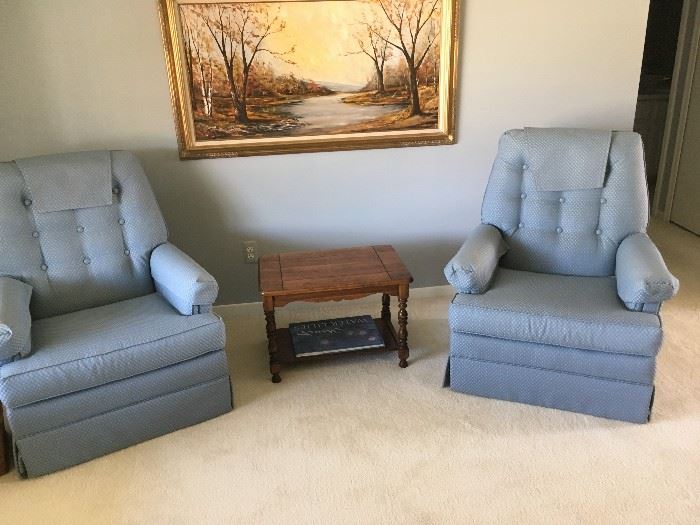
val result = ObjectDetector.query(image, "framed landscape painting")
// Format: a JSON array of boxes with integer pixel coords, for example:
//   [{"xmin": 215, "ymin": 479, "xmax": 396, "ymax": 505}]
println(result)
[{"xmin": 159, "ymin": 0, "xmax": 459, "ymax": 158}]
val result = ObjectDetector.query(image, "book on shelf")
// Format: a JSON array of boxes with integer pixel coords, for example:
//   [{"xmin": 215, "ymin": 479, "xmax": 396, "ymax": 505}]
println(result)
[{"xmin": 289, "ymin": 315, "xmax": 385, "ymax": 357}]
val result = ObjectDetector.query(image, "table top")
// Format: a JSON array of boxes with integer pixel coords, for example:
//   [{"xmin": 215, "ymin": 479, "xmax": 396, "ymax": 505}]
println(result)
[{"xmin": 259, "ymin": 245, "xmax": 413, "ymax": 296}]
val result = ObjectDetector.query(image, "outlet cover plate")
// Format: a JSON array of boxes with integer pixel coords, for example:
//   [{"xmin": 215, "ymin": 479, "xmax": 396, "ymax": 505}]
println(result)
[{"xmin": 243, "ymin": 240, "xmax": 258, "ymax": 264}]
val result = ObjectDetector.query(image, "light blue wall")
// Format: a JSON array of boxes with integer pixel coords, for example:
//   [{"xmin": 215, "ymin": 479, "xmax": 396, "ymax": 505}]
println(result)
[{"xmin": 0, "ymin": 0, "xmax": 650, "ymax": 304}]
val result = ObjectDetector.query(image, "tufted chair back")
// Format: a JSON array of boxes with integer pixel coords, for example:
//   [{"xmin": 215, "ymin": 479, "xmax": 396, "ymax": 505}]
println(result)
[
  {"xmin": 0, "ymin": 151, "xmax": 168, "ymax": 319},
  {"xmin": 481, "ymin": 129, "xmax": 649, "ymax": 277}
]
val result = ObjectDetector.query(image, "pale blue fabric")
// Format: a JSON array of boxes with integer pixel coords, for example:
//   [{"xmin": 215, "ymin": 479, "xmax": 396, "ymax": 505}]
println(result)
[
  {"xmin": 151, "ymin": 243, "xmax": 218, "ymax": 315},
  {"xmin": 0, "ymin": 150, "xmax": 233, "ymax": 477},
  {"xmin": 450, "ymin": 269, "xmax": 662, "ymax": 357},
  {"xmin": 616, "ymin": 233, "xmax": 679, "ymax": 312},
  {"xmin": 445, "ymin": 128, "xmax": 678, "ymax": 423},
  {"xmin": 524, "ymin": 127, "xmax": 611, "ymax": 191},
  {"xmin": 443, "ymin": 224, "xmax": 508, "ymax": 294},
  {"xmin": 450, "ymin": 332, "xmax": 656, "ymax": 385},
  {"xmin": 6, "ymin": 350, "xmax": 229, "ymax": 445},
  {"xmin": 481, "ymin": 130, "xmax": 648, "ymax": 277},
  {"xmin": 15, "ymin": 151, "xmax": 112, "ymax": 213},
  {"xmin": 0, "ymin": 293, "xmax": 225, "ymax": 408},
  {"xmin": 12, "ymin": 375, "xmax": 232, "ymax": 478},
  {"xmin": 0, "ymin": 150, "xmax": 168, "ymax": 319},
  {"xmin": 448, "ymin": 355, "xmax": 654, "ymax": 424},
  {"xmin": 0, "ymin": 277, "xmax": 33, "ymax": 361}
]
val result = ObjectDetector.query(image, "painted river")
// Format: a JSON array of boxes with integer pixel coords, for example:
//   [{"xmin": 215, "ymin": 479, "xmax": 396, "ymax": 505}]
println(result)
[{"xmin": 268, "ymin": 93, "xmax": 404, "ymax": 135}]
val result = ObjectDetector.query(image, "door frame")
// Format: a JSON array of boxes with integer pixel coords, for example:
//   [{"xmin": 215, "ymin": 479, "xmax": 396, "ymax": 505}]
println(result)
[{"xmin": 653, "ymin": 0, "xmax": 700, "ymax": 219}]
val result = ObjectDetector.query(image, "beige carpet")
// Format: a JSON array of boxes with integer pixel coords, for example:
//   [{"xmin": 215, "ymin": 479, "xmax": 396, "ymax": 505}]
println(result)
[{"xmin": 1, "ymin": 220, "xmax": 698, "ymax": 524}]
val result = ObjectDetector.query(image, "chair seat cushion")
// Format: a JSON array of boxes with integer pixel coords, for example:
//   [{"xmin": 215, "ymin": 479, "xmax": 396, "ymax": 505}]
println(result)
[
  {"xmin": 449, "ymin": 268, "xmax": 661, "ymax": 357},
  {"xmin": 0, "ymin": 293, "xmax": 225, "ymax": 409}
]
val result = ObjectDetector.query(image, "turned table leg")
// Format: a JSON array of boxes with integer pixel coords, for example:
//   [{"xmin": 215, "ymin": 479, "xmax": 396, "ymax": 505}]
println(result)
[
  {"xmin": 263, "ymin": 297, "xmax": 282, "ymax": 383},
  {"xmin": 397, "ymin": 285, "xmax": 409, "ymax": 368},
  {"xmin": 381, "ymin": 293, "xmax": 391, "ymax": 322}
]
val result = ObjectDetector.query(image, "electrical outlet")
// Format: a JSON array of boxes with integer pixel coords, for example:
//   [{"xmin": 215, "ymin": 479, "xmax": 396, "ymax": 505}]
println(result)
[{"xmin": 243, "ymin": 240, "xmax": 258, "ymax": 264}]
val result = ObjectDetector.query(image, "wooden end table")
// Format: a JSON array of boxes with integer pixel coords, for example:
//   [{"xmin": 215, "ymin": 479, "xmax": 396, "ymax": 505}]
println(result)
[{"xmin": 258, "ymin": 245, "xmax": 413, "ymax": 383}]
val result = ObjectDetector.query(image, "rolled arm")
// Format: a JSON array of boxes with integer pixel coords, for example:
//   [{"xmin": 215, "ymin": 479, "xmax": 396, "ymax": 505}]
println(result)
[
  {"xmin": 150, "ymin": 243, "xmax": 219, "ymax": 315},
  {"xmin": 615, "ymin": 233, "xmax": 679, "ymax": 313},
  {"xmin": 0, "ymin": 276, "xmax": 33, "ymax": 363},
  {"xmin": 444, "ymin": 224, "xmax": 508, "ymax": 294}
]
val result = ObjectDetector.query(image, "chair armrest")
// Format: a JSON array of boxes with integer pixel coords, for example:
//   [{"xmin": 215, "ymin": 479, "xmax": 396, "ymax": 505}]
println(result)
[
  {"xmin": 615, "ymin": 233, "xmax": 679, "ymax": 313},
  {"xmin": 443, "ymin": 224, "xmax": 508, "ymax": 294},
  {"xmin": 150, "ymin": 243, "xmax": 219, "ymax": 315},
  {"xmin": 0, "ymin": 277, "xmax": 33, "ymax": 363}
]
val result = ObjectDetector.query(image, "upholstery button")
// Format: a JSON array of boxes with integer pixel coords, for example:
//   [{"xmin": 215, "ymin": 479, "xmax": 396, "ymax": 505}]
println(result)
[
  {"xmin": 556, "ymin": 227, "xmax": 563, "ymax": 234},
  {"xmin": 559, "ymin": 197, "xmax": 566, "ymax": 204},
  {"xmin": 522, "ymin": 164, "xmax": 528, "ymax": 171},
  {"xmin": 520, "ymin": 193, "xmax": 527, "ymax": 199},
  {"xmin": 40, "ymin": 264, "xmax": 48, "ymax": 271},
  {"xmin": 595, "ymin": 229, "xmax": 602, "ymax": 235},
  {"xmin": 32, "ymin": 231, "xmax": 39, "ymax": 238},
  {"xmin": 118, "ymin": 218, "xmax": 125, "ymax": 225},
  {"xmin": 77, "ymin": 226, "xmax": 85, "ymax": 233},
  {"xmin": 83, "ymin": 257, "xmax": 91, "ymax": 265},
  {"xmin": 113, "ymin": 187, "xmax": 120, "ymax": 195},
  {"xmin": 23, "ymin": 199, "xmax": 32, "ymax": 206},
  {"xmin": 600, "ymin": 198, "xmax": 607, "ymax": 204},
  {"xmin": 518, "ymin": 222, "xmax": 525, "ymax": 228},
  {"xmin": 124, "ymin": 249, "xmax": 131, "ymax": 256}
]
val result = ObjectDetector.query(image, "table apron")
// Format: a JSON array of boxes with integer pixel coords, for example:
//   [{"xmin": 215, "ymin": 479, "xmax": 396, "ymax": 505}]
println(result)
[{"xmin": 269, "ymin": 285, "xmax": 405, "ymax": 307}]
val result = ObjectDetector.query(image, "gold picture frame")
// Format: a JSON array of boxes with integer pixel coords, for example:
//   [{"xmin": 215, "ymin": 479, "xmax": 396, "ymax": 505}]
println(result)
[{"xmin": 158, "ymin": 0, "xmax": 459, "ymax": 158}]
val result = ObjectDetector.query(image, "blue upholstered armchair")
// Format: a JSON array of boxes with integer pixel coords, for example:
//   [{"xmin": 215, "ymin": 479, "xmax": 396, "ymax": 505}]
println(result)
[
  {"xmin": 444, "ymin": 128, "xmax": 679, "ymax": 423},
  {"xmin": 0, "ymin": 151, "xmax": 232, "ymax": 477}
]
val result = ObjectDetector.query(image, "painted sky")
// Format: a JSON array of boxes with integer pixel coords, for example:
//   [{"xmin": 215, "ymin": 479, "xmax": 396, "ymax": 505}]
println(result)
[
  {"xmin": 264, "ymin": 1, "xmax": 385, "ymax": 87},
  {"xmin": 180, "ymin": 0, "xmax": 441, "ymax": 88}
]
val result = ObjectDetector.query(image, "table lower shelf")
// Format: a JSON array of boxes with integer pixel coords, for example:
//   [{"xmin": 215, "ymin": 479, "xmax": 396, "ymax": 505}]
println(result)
[{"xmin": 272, "ymin": 317, "xmax": 399, "ymax": 364}]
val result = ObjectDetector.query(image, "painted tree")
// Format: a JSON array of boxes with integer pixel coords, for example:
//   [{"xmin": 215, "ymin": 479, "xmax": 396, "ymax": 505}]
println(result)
[
  {"xmin": 192, "ymin": 34, "xmax": 215, "ymax": 116},
  {"xmin": 180, "ymin": 9, "xmax": 197, "ymax": 112},
  {"xmin": 182, "ymin": 7, "xmax": 216, "ymax": 117},
  {"xmin": 198, "ymin": 4, "xmax": 292, "ymax": 123},
  {"xmin": 246, "ymin": 60, "xmax": 277, "ymax": 97},
  {"xmin": 418, "ymin": 21, "xmax": 439, "ymax": 93},
  {"xmin": 351, "ymin": 16, "xmax": 391, "ymax": 94},
  {"xmin": 372, "ymin": 0, "xmax": 440, "ymax": 115}
]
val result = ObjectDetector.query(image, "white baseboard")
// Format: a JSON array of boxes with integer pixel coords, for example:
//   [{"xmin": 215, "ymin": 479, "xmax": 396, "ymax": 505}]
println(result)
[{"xmin": 215, "ymin": 284, "xmax": 454, "ymax": 317}]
